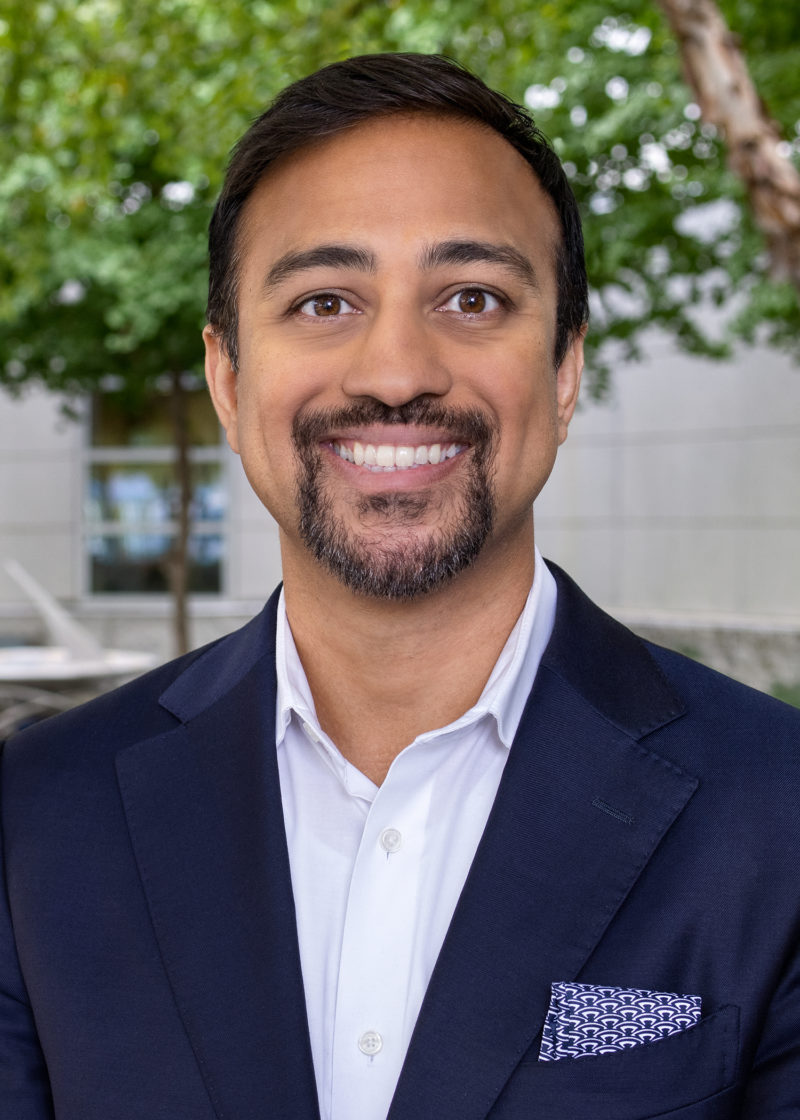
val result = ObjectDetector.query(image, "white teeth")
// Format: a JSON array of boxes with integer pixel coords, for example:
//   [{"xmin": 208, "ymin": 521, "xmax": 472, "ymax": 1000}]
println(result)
[
  {"xmin": 332, "ymin": 440, "xmax": 463, "ymax": 470},
  {"xmin": 376, "ymin": 444, "xmax": 395, "ymax": 467},
  {"xmin": 395, "ymin": 446, "xmax": 415, "ymax": 468}
]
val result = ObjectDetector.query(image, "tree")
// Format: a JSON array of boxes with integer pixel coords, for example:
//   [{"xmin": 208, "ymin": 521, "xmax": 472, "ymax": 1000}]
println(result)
[
  {"xmin": 658, "ymin": 0, "xmax": 800, "ymax": 288},
  {"xmin": 1, "ymin": 0, "xmax": 798, "ymax": 648}
]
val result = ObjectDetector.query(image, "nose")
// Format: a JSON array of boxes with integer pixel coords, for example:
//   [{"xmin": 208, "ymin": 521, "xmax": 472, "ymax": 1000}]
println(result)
[{"xmin": 340, "ymin": 302, "xmax": 453, "ymax": 406}]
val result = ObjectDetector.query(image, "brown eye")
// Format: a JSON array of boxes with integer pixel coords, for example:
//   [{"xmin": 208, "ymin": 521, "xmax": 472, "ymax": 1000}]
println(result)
[
  {"xmin": 437, "ymin": 288, "xmax": 502, "ymax": 316},
  {"xmin": 297, "ymin": 293, "xmax": 359, "ymax": 318},
  {"xmin": 437, "ymin": 288, "xmax": 502, "ymax": 317},
  {"xmin": 457, "ymin": 289, "xmax": 487, "ymax": 313},
  {"xmin": 313, "ymin": 294, "xmax": 342, "ymax": 316}
]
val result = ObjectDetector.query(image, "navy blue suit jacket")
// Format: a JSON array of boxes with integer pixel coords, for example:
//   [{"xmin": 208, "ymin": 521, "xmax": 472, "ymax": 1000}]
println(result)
[{"xmin": 1, "ymin": 565, "xmax": 799, "ymax": 1118}]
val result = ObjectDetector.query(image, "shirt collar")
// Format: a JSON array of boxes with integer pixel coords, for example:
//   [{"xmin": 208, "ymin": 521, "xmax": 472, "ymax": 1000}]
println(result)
[
  {"xmin": 275, "ymin": 547, "xmax": 557, "ymax": 753},
  {"xmin": 479, "ymin": 547, "xmax": 556, "ymax": 746}
]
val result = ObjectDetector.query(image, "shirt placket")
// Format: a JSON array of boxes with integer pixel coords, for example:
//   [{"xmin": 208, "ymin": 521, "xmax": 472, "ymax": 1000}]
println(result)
[{"xmin": 329, "ymin": 763, "xmax": 433, "ymax": 1120}]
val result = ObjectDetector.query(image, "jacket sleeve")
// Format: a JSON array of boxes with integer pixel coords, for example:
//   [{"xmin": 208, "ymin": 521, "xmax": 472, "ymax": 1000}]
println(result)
[{"xmin": 0, "ymin": 744, "xmax": 55, "ymax": 1119}]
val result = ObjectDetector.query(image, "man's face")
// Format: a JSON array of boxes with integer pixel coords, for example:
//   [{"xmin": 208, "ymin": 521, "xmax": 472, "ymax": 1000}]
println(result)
[{"xmin": 205, "ymin": 114, "xmax": 583, "ymax": 598}]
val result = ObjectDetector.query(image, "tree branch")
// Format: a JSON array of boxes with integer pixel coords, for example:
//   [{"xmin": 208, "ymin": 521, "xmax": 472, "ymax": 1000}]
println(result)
[{"xmin": 657, "ymin": 0, "xmax": 800, "ymax": 290}]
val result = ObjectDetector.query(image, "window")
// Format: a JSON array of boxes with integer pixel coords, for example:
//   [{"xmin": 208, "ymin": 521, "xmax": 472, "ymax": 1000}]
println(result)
[{"xmin": 85, "ymin": 383, "xmax": 226, "ymax": 594}]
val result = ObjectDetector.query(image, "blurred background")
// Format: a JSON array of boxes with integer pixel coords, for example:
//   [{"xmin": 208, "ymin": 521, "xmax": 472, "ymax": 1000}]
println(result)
[{"xmin": 1, "ymin": 0, "xmax": 798, "ymax": 725}]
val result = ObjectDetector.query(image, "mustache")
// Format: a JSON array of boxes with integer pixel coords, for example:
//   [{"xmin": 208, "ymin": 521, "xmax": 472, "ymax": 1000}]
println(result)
[{"xmin": 292, "ymin": 398, "xmax": 496, "ymax": 453}]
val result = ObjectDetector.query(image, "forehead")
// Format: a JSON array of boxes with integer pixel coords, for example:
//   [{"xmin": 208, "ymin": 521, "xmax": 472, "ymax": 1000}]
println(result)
[{"xmin": 236, "ymin": 115, "xmax": 561, "ymax": 283}]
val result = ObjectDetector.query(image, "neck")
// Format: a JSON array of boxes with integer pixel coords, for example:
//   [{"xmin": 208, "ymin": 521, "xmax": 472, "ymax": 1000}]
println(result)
[{"xmin": 281, "ymin": 533, "xmax": 536, "ymax": 784}]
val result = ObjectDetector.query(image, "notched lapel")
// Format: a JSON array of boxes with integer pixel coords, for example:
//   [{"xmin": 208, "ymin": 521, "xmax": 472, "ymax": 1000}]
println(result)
[
  {"xmin": 116, "ymin": 596, "xmax": 320, "ymax": 1120},
  {"xmin": 389, "ymin": 568, "xmax": 697, "ymax": 1120}
]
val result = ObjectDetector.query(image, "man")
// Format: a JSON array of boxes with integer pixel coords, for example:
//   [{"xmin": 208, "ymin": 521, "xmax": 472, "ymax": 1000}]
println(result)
[{"xmin": 1, "ymin": 53, "xmax": 798, "ymax": 1120}]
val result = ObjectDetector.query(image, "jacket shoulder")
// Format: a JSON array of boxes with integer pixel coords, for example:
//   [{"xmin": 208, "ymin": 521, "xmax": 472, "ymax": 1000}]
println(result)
[
  {"xmin": 1, "ymin": 592, "xmax": 280, "ymax": 774},
  {"xmin": 544, "ymin": 560, "xmax": 800, "ymax": 766},
  {"xmin": 645, "ymin": 640, "xmax": 800, "ymax": 757},
  {"xmin": 2, "ymin": 640, "xmax": 211, "ymax": 774}
]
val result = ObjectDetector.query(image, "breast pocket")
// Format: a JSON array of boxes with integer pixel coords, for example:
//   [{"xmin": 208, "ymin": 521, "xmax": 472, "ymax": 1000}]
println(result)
[{"xmin": 489, "ymin": 1005, "xmax": 740, "ymax": 1120}]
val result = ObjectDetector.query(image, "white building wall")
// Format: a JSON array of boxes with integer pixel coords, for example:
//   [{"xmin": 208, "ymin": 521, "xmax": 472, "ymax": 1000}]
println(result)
[
  {"xmin": 536, "ymin": 333, "xmax": 800, "ymax": 690},
  {"xmin": 0, "ymin": 389, "xmax": 83, "ymax": 634}
]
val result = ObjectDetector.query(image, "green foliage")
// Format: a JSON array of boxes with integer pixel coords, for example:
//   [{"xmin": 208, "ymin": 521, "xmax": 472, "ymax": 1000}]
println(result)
[{"xmin": 1, "ymin": 0, "xmax": 798, "ymax": 402}]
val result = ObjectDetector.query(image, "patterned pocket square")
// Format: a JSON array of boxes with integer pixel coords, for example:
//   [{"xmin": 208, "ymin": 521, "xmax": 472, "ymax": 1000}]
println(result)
[{"xmin": 538, "ymin": 981, "xmax": 702, "ymax": 1061}]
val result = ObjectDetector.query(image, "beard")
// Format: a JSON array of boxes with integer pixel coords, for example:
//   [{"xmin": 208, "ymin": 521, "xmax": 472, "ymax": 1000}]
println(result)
[{"xmin": 292, "ymin": 399, "xmax": 497, "ymax": 600}]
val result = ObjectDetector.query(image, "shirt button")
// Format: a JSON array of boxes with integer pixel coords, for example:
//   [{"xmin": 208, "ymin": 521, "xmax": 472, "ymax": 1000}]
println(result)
[
  {"xmin": 358, "ymin": 1030, "xmax": 383, "ymax": 1056},
  {"xmin": 379, "ymin": 827, "xmax": 402, "ymax": 853}
]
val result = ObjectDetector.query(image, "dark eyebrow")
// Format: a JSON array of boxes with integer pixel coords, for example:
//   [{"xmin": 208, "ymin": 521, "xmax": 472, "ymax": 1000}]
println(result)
[
  {"xmin": 264, "ymin": 244, "xmax": 377, "ymax": 291},
  {"xmin": 419, "ymin": 239, "xmax": 539, "ymax": 291}
]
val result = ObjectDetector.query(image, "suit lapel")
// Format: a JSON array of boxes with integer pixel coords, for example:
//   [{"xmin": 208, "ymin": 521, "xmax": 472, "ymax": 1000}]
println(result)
[
  {"xmin": 116, "ymin": 593, "xmax": 320, "ymax": 1120},
  {"xmin": 388, "ymin": 566, "xmax": 698, "ymax": 1120}
]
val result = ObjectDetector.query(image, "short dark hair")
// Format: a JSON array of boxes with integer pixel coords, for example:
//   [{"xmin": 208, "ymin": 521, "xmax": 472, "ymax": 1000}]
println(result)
[{"xmin": 207, "ymin": 52, "xmax": 588, "ymax": 371}]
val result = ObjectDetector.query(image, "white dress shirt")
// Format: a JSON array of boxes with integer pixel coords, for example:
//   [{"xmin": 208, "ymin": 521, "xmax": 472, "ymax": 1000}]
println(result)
[{"xmin": 275, "ymin": 550, "xmax": 557, "ymax": 1120}]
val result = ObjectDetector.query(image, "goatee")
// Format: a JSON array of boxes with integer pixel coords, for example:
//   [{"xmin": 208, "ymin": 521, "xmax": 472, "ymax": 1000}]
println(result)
[{"xmin": 292, "ymin": 399, "xmax": 497, "ymax": 600}]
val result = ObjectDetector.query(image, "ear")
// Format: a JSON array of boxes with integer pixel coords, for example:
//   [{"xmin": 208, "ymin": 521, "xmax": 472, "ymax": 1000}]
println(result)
[
  {"xmin": 203, "ymin": 325, "xmax": 240, "ymax": 454},
  {"xmin": 555, "ymin": 325, "xmax": 586, "ymax": 446}
]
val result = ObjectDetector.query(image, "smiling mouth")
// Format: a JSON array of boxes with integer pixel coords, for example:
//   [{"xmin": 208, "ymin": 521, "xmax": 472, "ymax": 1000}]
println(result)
[{"xmin": 330, "ymin": 440, "xmax": 466, "ymax": 472}]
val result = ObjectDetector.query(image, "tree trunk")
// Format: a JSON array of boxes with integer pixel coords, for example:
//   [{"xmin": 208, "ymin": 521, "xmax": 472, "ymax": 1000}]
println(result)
[
  {"xmin": 657, "ymin": 0, "xmax": 800, "ymax": 290},
  {"xmin": 167, "ymin": 370, "xmax": 191, "ymax": 655}
]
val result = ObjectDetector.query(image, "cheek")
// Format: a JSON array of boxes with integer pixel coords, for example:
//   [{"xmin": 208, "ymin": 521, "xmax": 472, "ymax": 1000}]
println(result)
[
  {"xmin": 492, "ymin": 374, "xmax": 561, "ymax": 479},
  {"xmin": 235, "ymin": 358, "xmax": 295, "ymax": 433},
  {"xmin": 230, "ymin": 377, "xmax": 285, "ymax": 478},
  {"xmin": 484, "ymin": 361, "xmax": 559, "ymax": 439},
  {"xmin": 238, "ymin": 336, "xmax": 341, "ymax": 417}
]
